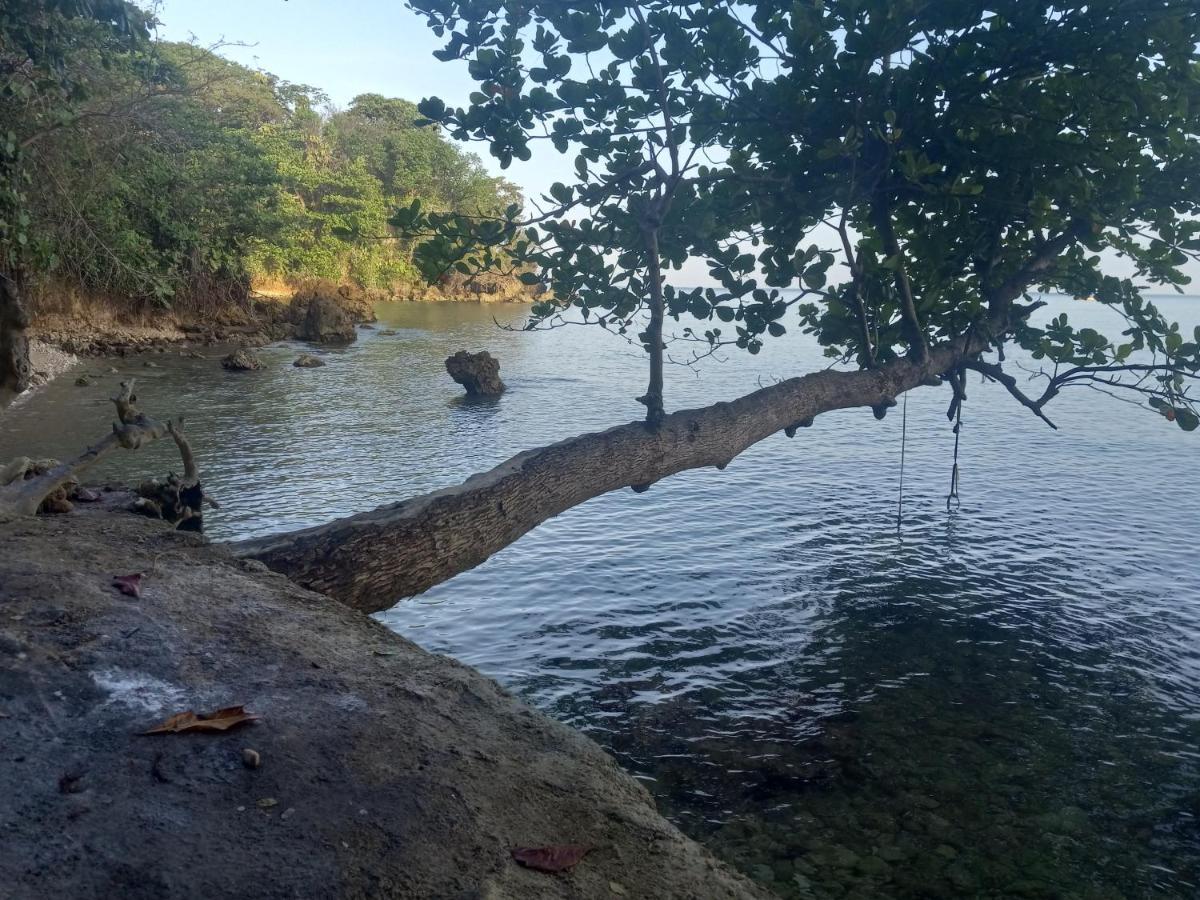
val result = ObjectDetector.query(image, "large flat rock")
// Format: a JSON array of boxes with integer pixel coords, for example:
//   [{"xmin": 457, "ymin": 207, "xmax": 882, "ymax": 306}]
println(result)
[{"xmin": 0, "ymin": 503, "xmax": 768, "ymax": 899}]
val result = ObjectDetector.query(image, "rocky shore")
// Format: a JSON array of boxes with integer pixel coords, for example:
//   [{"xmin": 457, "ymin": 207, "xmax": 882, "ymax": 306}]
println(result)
[
  {"xmin": 29, "ymin": 283, "xmax": 376, "ymax": 360},
  {"xmin": 0, "ymin": 499, "xmax": 767, "ymax": 899},
  {"xmin": 28, "ymin": 276, "xmax": 536, "ymax": 363}
]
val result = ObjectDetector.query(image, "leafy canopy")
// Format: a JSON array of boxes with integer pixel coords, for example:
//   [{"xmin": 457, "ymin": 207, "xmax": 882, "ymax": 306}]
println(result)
[
  {"xmin": 1, "ymin": 2, "xmax": 524, "ymax": 307},
  {"xmin": 405, "ymin": 0, "xmax": 1200, "ymax": 430}
]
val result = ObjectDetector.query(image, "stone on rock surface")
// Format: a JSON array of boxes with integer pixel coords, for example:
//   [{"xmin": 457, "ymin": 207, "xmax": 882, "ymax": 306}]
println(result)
[
  {"xmin": 445, "ymin": 350, "xmax": 506, "ymax": 397},
  {"xmin": 293, "ymin": 353, "xmax": 326, "ymax": 368},
  {"xmin": 221, "ymin": 349, "xmax": 262, "ymax": 371}
]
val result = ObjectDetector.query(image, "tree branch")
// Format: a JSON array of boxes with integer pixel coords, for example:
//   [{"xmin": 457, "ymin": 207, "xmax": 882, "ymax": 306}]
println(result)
[
  {"xmin": 233, "ymin": 318, "xmax": 1007, "ymax": 611},
  {"xmin": 965, "ymin": 359, "xmax": 1059, "ymax": 429}
]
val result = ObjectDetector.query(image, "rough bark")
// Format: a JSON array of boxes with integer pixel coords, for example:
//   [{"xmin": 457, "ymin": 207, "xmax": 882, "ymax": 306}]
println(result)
[
  {"xmin": 640, "ymin": 227, "xmax": 667, "ymax": 424},
  {"xmin": 234, "ymin": 330, "xmax": 989, "ymax": 613},
  {"xmin": 0, "ymin": 275, "xmax": 32, "ymax": 407}
]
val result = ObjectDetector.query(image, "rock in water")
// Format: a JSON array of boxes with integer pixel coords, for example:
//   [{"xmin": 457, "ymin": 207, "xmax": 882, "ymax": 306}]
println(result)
[
  {"xmin": 445, "ymin": 350, "xmax": 506, "ymax": 397},
  {"xmin": 221, "ymin": 349, "xmax": 262, "ymax": 371},
  {"xmin": 299, "ymin": 296, "xmax": 356, "ymax": 344},
  {"xmin": 293, "ymin": 353, "xmax": 326, "ymax": 368}
]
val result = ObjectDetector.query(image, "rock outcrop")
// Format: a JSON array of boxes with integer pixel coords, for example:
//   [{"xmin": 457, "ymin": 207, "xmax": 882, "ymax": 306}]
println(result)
[
  {"xmin": 0, "ymin": 502, "xmax": 769, "ymax": 900},
  {"xmin": 221, "ymin": 349, "xmax": 262, "ymax": 371},
  {"xmin": 446, "ymin": 350, "xmax": 506, "ymax": 396},
  {"xmin": 297, "ymin": 296, "xmax": 356, "ymax": 344},
  {"xmin": 287, "ymin": 280, "xmax": 377, "ymax": 345},
  {"xmin": 293, "ymin": 353, "xmax": 326, "ymax": 368}
]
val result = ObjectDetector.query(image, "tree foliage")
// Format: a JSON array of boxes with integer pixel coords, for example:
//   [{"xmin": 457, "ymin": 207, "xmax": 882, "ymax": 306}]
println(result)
[
  {"xmin": 405, "ymin": 0, "xmax": 1200, "ymax": 430},
  {"xmin": 0, "ymin": 1, "xmax": 521, "ymax": 310}
]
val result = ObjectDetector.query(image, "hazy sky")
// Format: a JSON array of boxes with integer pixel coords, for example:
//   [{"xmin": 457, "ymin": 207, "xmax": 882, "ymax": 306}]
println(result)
[
  {"xmin": 156, "ymin": 0, "xmax": 1198, "ymax": 290},
  {"xmin": 156, "ymin": 0, "xmax": 572, "ymax": 195}
]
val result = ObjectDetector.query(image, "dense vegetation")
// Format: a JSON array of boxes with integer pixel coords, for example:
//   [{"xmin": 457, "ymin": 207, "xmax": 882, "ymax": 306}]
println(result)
[{"xmin": 0, "ymin": 0, "xmax": 519, "ymax": 313}]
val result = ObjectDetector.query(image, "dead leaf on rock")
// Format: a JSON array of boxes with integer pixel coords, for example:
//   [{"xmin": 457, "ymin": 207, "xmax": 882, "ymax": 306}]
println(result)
[
  {"xmin": 112, "ymin": 573, "xmax": 142, "ymax": 598},
  {"xmin": 510, "ymin": 845, "xmax": 591, "ymax": 873},
  {"xmin": 142, "ymin": 705, "xmax": 260, "ymax": 735}
]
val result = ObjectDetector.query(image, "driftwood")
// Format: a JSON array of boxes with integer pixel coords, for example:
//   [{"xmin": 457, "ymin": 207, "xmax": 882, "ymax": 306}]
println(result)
[
  {"xmin": 131, "ymin": 418, "xmax": 217, "ymax": 530},
  {"xmin": 0, "ymin": 379, "xmax": 208, "ymax": 523}
]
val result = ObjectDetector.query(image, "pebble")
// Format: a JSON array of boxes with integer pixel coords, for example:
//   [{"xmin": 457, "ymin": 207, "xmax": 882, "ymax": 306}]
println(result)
[{"xmin": 242, "ymin": 748, "xmax": 261, "ymax": 769}]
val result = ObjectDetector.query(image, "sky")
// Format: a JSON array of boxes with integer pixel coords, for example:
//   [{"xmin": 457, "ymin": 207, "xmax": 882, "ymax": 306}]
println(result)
[
  {"xmin": 155, "ymin": 0, "xmax": 573, "ymax": 196},
  {"xmin": 154, "ymin": 0, "xmax": 1198, "ymax": 291}
]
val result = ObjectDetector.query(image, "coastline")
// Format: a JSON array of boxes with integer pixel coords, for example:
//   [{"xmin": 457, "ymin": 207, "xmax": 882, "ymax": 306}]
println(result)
[{"xmin": 27, "ymin": 284, "xmax": 532, "ymax": 363}]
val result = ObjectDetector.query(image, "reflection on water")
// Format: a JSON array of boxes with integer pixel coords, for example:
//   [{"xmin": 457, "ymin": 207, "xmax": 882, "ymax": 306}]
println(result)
[{"xmin": 4, "ymin": 298, "xmax": 1200, "ymax": 898}]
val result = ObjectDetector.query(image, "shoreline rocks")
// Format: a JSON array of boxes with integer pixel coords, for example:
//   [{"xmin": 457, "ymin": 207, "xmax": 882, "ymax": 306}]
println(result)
[
  {"xmin": 296, "ymin": 295, "xmax": 356, "ymax": 344},
  {"xmin": 293, "ymin": 353, "xmax": 326, "ymax": 368},
  {"xmin": 221, "ymin": 349, "xmax": 263, "ymax": 371}
]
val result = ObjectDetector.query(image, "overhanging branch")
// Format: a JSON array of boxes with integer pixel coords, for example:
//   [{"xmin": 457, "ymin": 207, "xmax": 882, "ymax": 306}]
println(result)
[{"xmin": 233, "ymin": 323, "xmax": 1000, "ymax": 612}]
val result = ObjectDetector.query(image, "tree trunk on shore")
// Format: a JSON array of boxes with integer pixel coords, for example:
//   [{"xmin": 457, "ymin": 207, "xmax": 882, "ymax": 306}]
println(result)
[
  {"xmin": 0, "ymin": 275, "xmax": 32, "ymax": 408},
  {"xmin": 233, "ymin": 329, "xmax": 989, "ymax": 613}
]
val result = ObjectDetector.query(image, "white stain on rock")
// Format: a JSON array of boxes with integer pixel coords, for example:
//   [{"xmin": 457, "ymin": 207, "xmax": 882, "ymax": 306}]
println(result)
[{"xmin": 92, "ymin": 668, "xmax": 189, "ymax": 713}]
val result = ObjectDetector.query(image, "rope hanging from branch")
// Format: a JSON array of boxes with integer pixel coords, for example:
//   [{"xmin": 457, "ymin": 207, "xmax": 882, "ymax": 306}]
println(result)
[
  {"xmin": 946, "ymin": 369, "xmax": 964, "ymax": 511},
  {"xmin": 896, "ymin": 391, "xmax": 908, "ymax": 531}
]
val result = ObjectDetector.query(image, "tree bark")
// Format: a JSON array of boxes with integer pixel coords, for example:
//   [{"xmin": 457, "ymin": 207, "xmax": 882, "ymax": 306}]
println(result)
[
  {"xmin": 640, "ymin": 227, "xmax": 667, "ymax": 425},
  {"xmin": 0, "ymin": 275, "xmax": 32, "ymax": 408},
  {"xmin": 233, "ymin": 331, "xmax": 990, "ymax": 614}
]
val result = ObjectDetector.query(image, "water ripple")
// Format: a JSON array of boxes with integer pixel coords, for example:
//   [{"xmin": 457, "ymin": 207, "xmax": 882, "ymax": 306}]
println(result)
[{"xmin": 3, "ymin": 297, "xmax": 1199, "ymax": 898}]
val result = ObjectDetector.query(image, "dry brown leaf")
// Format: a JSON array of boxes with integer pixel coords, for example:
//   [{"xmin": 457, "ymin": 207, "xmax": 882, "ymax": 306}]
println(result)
[
  {"xmin": 510, "ymin": 845, "xmax": 591, "ymax": 873},
  {"xmin": 142, "ymin": 705, "xmax": 260, "ymax": 735},
  {"xmin": 112, "ymin": 573, "xmax": 142, "ymax": 598}
]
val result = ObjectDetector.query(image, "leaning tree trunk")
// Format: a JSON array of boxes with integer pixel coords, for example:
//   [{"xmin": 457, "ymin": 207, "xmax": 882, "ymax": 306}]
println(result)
[
  {"xmin": 233, "ymin": 329, "xmax": 993, "ymax": 614},
  {"xmin": 0, "ymin": 275, "xmax": 32, "ymax": 408}
]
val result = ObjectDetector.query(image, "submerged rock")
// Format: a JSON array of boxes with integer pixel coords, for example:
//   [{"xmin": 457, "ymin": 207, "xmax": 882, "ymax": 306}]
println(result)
[
  {"xmin": 221, "ymin": 349, "xmax": 262, "ymax": 371},
  {"xmin": 445, "ymin": 350, "xmax": 506, "ymax": 397},
  {"xmin": 293, "ymin": 353, "xmax": 326, "ymax": 369}
]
